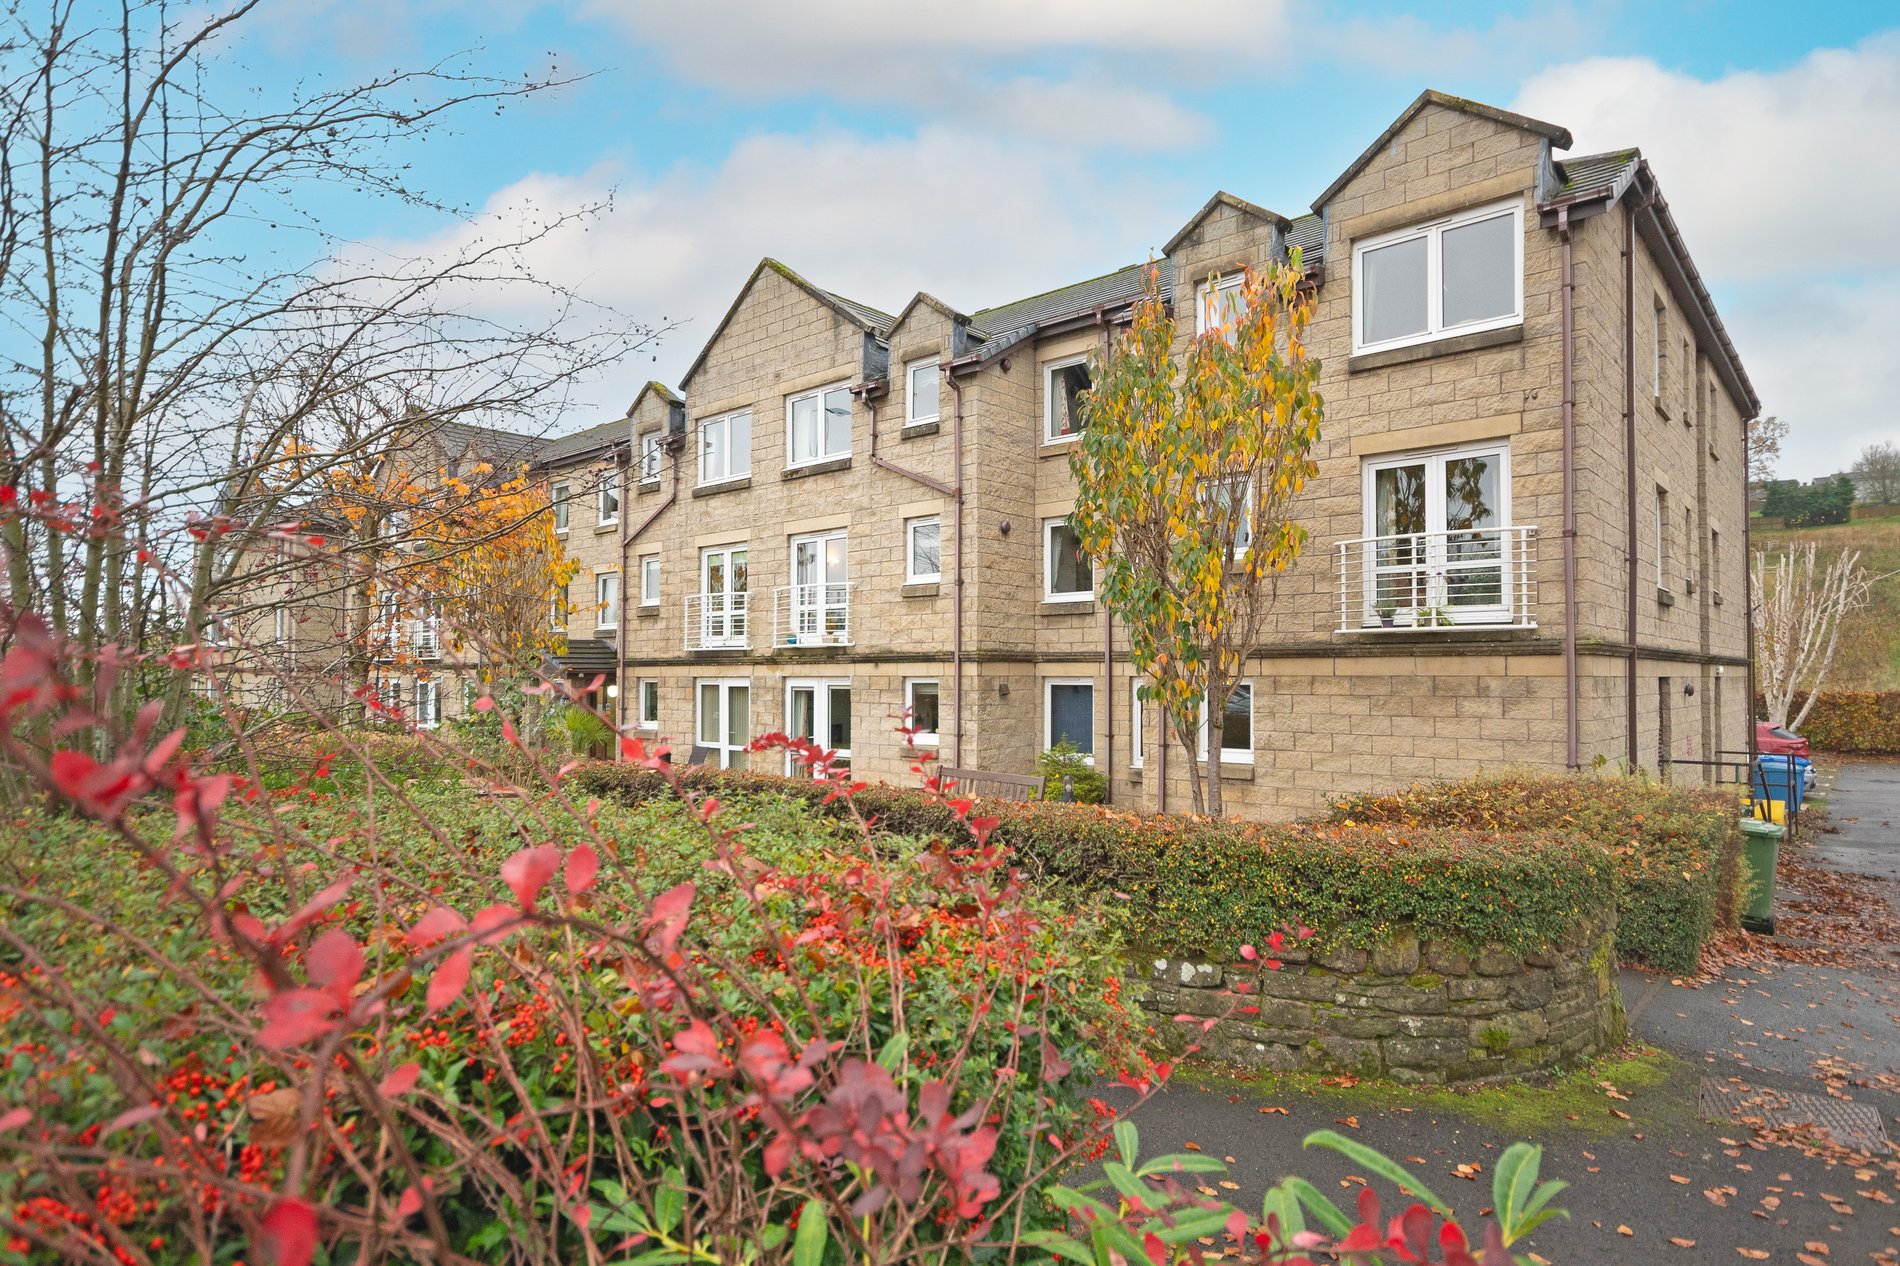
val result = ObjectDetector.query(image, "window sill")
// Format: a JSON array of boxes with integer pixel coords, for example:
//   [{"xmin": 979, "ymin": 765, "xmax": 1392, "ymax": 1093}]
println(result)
[
  {"xmin": 692, "ymin": 476, "xmax": 752, "ymax": 499},
  {"xmin": 902, "ymin": 582, "xmax": 941, "ymax": 597},
  {"xmin": 595, "ymin": 626, "xmax": 620, "ymax": 635},
  {"xmin": 1040, "ymin": 598, "xmax": 1095, "ymax": 616},
  {"xmin": 901, "ymin": 419, "xmax": 941, "ymax": 438},
  {"xmin": 554, "ymin": 528, "xmax": 570, "ymax": 538},
  {"xmin": 1040, "ymin": 436, "xmax": 1081, "ymax": 456},
  {"xmin": 638, "ymin": 481, "xmax": 662, "ymax": 494},
  {"xmin": 782, "ymin": 456, "xmax": 852, "ymax": 480},
  {"xmin": 1656, "ymin": 587, "xmax": 1675, "ymax": 608},
  {"xmin": 1347, "ymin": 322, "xmax": 1523, "ymax": 373},
  {"xmin": 595, "ymin": 523, "xmax": 620, "ymax": 534},
  {"xmin": 636, "ymin": 604, "xmax": 660, "ymax": 619}
]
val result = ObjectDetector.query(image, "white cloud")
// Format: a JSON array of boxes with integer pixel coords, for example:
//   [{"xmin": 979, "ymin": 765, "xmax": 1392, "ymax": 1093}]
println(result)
[
  {"xmin": 1514, "ymin": 37, "xmax": 1900, "ymax": 477},
  {"xmin": 370, "ymin": 126, "xmax": 1187, "ymax": 425}
]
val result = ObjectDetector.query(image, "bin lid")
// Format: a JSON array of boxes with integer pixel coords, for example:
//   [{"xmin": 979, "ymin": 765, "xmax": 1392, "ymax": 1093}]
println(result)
[{"xmin": 1739, "ymin": 817, "xmax": 1785, "ymax": 839}]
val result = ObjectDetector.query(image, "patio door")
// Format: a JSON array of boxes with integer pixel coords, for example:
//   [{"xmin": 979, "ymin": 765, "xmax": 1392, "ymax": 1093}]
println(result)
[
  {"xmin": 700, "ymin": 545, "xmax": 747, "ymax": 647},
  {"xmin": 696, "ymin": 680, "xmax": 750, "ymax": 770},
  {"xmin": 785, "ymin": 679, "xmax": 852, "ymax": 773},
  {"xmin": 1362, "ymin": 444, "xmax": 1509, "ymax": 621},
  {"xmin": 790, "ymin": 531, "xmax": 848, "ymax": 643}
]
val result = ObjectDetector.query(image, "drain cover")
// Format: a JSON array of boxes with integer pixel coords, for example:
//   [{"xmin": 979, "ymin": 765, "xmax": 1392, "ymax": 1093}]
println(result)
[{"xmin": 1698, "ymin": 1077, "xmax": 1893, "ymax": 1153}]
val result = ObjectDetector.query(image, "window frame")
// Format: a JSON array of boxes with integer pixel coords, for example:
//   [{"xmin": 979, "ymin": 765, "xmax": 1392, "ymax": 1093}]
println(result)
[
  {"xmin": 697, "ymin": 408, "xmax": 752, "ymax": 487},
  {"xmin": 783, "ymin": 678, "xmax": 853, "ymax": 774},
  {"xmin": 1195, "ymin": 272, "xmax": 1247, "ymax": 336},
  {"xmin": 1198, "ymin": 681, "xmax": 1255, "ymax": 766},
  {"xmin": 1042, "ymin": 677, "xmax": 1096, "ymax": 761},
  {"xmin": 596, "ymin": 468, "xmax": 620, "ymax": 526},
  {"xmin": 640, "ymin": 555, "xmax": 661, "ymax": 607},
  {"xmin": 1129, "ymin": 681, "xmax": 1145, "ymax": 769},
  {"xmin": 905, "ymin": 515, "xmax": 943, "ymax": 584},
  {"xmin": 551, "ymin": 481, "xmax": 570, "ymax": 534},
  {"xmin": 551, "ymin": 580, "xmax": 569, "ymax": 630},
  {"xmin": 273, "ymin": 606, "xmax": 289, "ymax": 645},
  {"xmin": 695, "ymin": 678, "xmax": 752, "ymax": 771},
  {"xmin": 1654, "ymin": 486, "xmax": 1670, "ymax": 592},
  {"xmin": 905, "ymin": 357, "xmax": 940, "ymax": 427},
  {"xmin": 1042, "ymin": 355, "xmax": 1092, "ymax": 445},
  {"xmin": 637, "ymin": 678, "xmax": 660, "ymax": 729},
  {"xmin": 904, "ymin": 678, "xmax": 940, "ymax": 748},
  {"xmin": 1042, "ymin": 517, "xmax": 1094, "ymax": 603},
  {"xmin": 640, "ymin": 431, "xmax": 663, "ymax": 485},
  {"xmin": 1350, "ymin": 197, "xmax": 1524, "ymax": 356},
  {"xmin": 414, "ymin": 679, "xmax": 440, "ymax": 730},
  {"xmin": 595, "ymin": 571, "xmax": 621, "ymax": 630},
  {"xmin": 785, "ymin": 382, "xmax": 854, "ymax": 468}
]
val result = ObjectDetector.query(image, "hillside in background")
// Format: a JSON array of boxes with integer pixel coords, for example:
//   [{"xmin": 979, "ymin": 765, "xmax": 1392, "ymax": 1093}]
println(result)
[{"xmin": 1752, "ymin": 512, "xmax": 1900, "ymax": 692}]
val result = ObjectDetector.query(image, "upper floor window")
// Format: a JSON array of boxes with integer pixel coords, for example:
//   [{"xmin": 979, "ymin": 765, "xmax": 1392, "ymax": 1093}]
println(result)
[
  {"xmin": 641, "ymin": 556, "xmax": 661, "ymax": 607},
  {"xmin": 906, "ymin": 358, "xmax": 939, "ymax": 426},
  {"xmin": 1044, "ymin": 357, "xmax": 1091, "ymax": 444},
  {"xmin": 640, "ymin": 431, "xmax": 663, "ymax": 484},
  {"xmin": 1196, "ymin": 273, "xmax": 1247, "ymax": 336},
  {"xmin": 906, "ymin": 516, "xmax": 942, "ymax": 584},
  {"xmin": 788, "ymin": 384, "xmax": 852, "ymax": 467},
  {"xmin": 1652, "ymin": 299, "xmax": 1667, "ymax": 401},
  {"xmin": 1362, "ymin": 442, "xmax": 1511, "ymax": 617},
  {"xmin": 1654, "ymin": 486, "xmax": 1670, "ymax": 592},
  {"xmin": 1353, "ymin": 198, "xmax": 1522, "ymax": 355},
  {"xmin": 551, "ymin": 481, "xmax": 570, "ymax": 533},
  {"xmin": 597, "ymin": 469, "xmax": 620, "ymax": 526},
  {"xmin": 1043, "ymin": 518, "xmax": 1094, "ymax": 602},
  {"xmin": 699, "ymin": 409, "xmax": 751, "ymax": 486},
  {"xmin": 596, "ymin": 571, "xmax": 621, "ymax": 629}
]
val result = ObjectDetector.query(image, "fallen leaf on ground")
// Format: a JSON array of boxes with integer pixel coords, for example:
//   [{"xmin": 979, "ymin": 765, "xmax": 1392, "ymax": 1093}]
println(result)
[
  {"xmin": 1671, "ymin": 1238, "xmax": 1697, "ymax": 1248},
  {"xmin": 1739, "ymin": 1251, "xmax": 1770, "ymax": 1260},
  {"xmin": 1258, "ymin": 1106, "xmax": 1287, "ymax": 1115},
  {"xmin": 1616, "ymin": 1224, "xmax": 1633, "ymax": 1236}
]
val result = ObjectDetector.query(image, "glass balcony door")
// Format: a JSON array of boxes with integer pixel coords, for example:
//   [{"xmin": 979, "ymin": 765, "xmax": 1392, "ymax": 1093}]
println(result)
[
  {"xmin": 1362, "ymin": 444, "xmax": 1510, "ymax": 622},
  {"xmin": 785, "ymin": 679, "xmax": 852, "ymax": 773},
  {"xmin": 699, "ymin": 545, "xmax": 747, "ymax": 647},
  {"xmin": 790, "ymin": 532, "xmax": 848, "ymax": 643}
]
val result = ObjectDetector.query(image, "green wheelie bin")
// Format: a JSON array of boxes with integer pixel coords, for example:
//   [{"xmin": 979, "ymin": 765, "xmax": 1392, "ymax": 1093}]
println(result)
[{"xmin": 1738, "ymin": 816, "xmax": 1784, "ymax": 934}]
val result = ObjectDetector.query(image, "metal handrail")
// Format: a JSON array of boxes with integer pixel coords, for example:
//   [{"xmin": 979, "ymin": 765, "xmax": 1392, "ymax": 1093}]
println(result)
[
  {"xmin": 1335, "ymin": 524, "xmax": 1537, "ymax": 632},
  {"xmin": 682, "ymin": 591, "xmax": 750, "ymax": 651},
  {"xmin": 772, "ymin": 582, "xmax": 854, "ymax": 648}
]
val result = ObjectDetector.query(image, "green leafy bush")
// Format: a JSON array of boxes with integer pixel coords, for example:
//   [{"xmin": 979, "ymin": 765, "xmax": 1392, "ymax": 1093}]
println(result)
[
  {"xmin": 1332, "ymin": 772, "xmax": 1740, "ymax": 973},
  {"xmin": 1781, "ymin": 690, "xmax": 1900, "ymax": 754},
  {"xmin": 1035, "ymin": 740, "xmax": 1108, "ymax": 803}
]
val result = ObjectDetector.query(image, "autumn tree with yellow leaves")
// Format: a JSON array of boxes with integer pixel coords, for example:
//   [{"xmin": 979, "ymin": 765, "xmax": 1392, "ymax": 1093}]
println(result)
[{"xmin": 1069, "ymin": 259, "xmax": 1323, "ymax": 815}]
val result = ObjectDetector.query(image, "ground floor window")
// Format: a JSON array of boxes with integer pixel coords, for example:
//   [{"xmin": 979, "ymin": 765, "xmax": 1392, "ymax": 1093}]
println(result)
[
  {"xmin": 1129, "ymin": 681, "xmax": 1145, "ymax": 769},
  {"xmin": 1199, "ymin": 681, "xmax": 1253, "ymax": 764},
  {"xmin": 786, "ymin": 679, "xmax": 851, "ymax": 773},
  {"xmin": 696, "ymin": 679, "xmax": 750, "ymax": 770},
  {"xmin": 1044, "ymin": 679, "xmax": 1094, "ymax": 758},
  {"xmin": 414, "ymin": 679, "xmax": 440, "ymax": 729},
  {"xmin": 638, "ymin": 679, "xmax": 660, "ymax": 728},
  {"xmin": 904, "ymin": 678, "xmax": 939, "ymax": 747}
]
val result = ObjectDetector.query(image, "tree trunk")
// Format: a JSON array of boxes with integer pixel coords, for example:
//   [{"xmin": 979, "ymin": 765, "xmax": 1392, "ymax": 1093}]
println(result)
[{"xmin": 1172, "ymin": 714, "xmax": 1206, "ymax": 814}]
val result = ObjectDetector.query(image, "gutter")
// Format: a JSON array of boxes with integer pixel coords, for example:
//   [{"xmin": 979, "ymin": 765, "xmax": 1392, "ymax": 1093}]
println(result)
[
  {"xmin": 1557, "ymin": 206, "xmax": 1580, "ymax": 769},
  {"xmin": 1623, "ymin": 200, "xmax": 1641, "ymax": 770}
]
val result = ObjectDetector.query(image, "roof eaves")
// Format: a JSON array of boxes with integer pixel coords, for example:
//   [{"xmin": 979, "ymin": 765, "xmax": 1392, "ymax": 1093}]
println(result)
[{"xmin": 1312, "ymin": 89, "xmax": 1573, "ymax": 213}]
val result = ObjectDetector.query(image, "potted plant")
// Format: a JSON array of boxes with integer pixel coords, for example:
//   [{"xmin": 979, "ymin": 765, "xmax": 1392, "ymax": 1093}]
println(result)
[
  {"xmin": 1374, "ymin": 600, "xmax": 1397, "ymax": 628},
  {"xmin": 1395, "ymin": 605, "xmax": 1419, "ymax": 628},
  {"xmin": 1423, "ymin": 604, "xmax": 1455, "ymax": 628}
]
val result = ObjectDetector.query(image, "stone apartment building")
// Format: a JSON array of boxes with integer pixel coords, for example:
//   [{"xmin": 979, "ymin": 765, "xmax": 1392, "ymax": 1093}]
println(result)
[{"xmin": 609, "ymin": 90, "xmax": 1756, "ymax": 819}]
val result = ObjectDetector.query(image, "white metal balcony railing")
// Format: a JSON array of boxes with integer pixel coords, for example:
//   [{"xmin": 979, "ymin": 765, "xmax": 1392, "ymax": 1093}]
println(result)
[
  {"xmin": 772, "ymin": 582, "xmax": 854, "ymax": 648},
  {"xmin": 412, "ymin": 617, "xmax": 440, "ymax": 660},
  {"xmin": 683, "ymin": 591, "xmax": 750, "ymax": 651},
  {"xmin": 1336, "ymin": 525, "xmax": 1537, "ymax": 632}
]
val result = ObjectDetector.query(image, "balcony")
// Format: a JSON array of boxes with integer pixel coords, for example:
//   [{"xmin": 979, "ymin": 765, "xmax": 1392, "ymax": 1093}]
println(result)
[
  {"xmin": 683, "ymin": 592, "xmax": 750, "ymax": 652},
  {"xmin": 411, "ymin": 617, "xmax": 441, "ymax": 660},
  {"xmin": 1336, "ymin": 525, "xmax": 1537, "ymax": 633},
  {"xmin": 772, "ymin": 582, "xmax": 854, "ymax": 648}
]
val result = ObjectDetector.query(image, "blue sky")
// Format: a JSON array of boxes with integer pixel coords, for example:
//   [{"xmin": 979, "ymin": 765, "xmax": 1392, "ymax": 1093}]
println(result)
[{"xmin": 234, "ymin": 0, "xmax": 1900, "ymax": 478}]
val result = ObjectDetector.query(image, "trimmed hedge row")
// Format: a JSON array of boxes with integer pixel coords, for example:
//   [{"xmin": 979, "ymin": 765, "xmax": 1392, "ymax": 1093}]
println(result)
[
  {"xmin": 569, "ymin": 764, "xmax": 1618, "ymax": 962},
  {"xmin": 1782, "ymin": 691, "xmax": 1900, "ymax": 754},
  {"xmin": 1332, "ymin": 773, "xmax": 1740, "ymax": 974}
]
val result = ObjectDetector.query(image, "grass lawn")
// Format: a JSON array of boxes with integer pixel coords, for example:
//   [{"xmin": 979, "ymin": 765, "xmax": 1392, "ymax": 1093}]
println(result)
[{"xmin": 1753, "ymin": 513, "xmax": 1900, "ymax": 690}]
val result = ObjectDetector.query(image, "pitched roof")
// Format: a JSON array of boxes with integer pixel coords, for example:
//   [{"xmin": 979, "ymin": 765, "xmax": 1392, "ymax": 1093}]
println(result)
[
  {"xmin": 679, "ymin": 258, "xmax": 892, "ymax": 390},
  {"xmin": 1312, "ymin": 89, "xmax": 1573, "ymax": 213},
  {"xmin": 554, "ymin": 637, "xmax": 620, "ymax": 675},
  {"xmin": 1285, "ymin": 214, "xmax": 1326, "ymax": 267},
  {"xmin": 628, "ymin": 380, "xmax": 681, "ymax": 415},
  {"xmin": 533, "ymin": 417, "xmax": 629, "ymax": 468},
  {"xmin": 432, "ymin": 419, "xmax": 543, "ymax": 474},
  {"xmin": 886, "ymin": 290, "xmax": 969, "ymax": 334},
  {"xmin": 969, "ymin": 259, "xmax": 1173, "ymax": 339},
  {"xmin": 1162, "ymin": 190, "xmax": 1291, "ymax": 257},
  {"xmin": 1552, "ymin": 148, "xmax": 1640, "ymax": 199}
]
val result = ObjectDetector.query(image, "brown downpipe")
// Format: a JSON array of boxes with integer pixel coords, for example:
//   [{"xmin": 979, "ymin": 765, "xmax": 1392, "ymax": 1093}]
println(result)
[
  {"xmin": 1559, "ymin": 206, "xmax": 1579, "ymax": 769},
  {"xmin": 1623, "ymin": 199, "xmax": 1640, "ymax": 770},
  {"xmin": 1096, "ymin": 306, "xmax": 1113, "ymax": 799},
  {"xmin": 623, "ymin": 439, "xmax": 680, "ymax": 757},
  {"xmin": 948, "ymin": 368, "xmax": 967, "ymax": 769},
  {"xmin": 1744, "ymin": 415, "xmax": 1759, "ymax": 767}
]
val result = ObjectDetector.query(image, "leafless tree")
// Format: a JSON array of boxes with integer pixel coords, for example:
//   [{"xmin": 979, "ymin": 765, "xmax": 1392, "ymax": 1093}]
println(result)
[
  {"xmin": 0, "ymin": 1, "xmax": 658, "ymax": 723},
  {"xmin": 1746, "ymin": 414, "xmax": 1787, "ymax": 494},
  {"xmin": 1852, "ymin": 441, "xmax": 1900, "ymax": 506},
  {"xmin": 1753, "ymin": 543, "xmax": 1879, "ymax": 730}
]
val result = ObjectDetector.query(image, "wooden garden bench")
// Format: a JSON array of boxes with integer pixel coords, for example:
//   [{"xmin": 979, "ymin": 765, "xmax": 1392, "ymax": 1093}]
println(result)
[{"xmin": 936, "ymin": 767, "xmax": 1047, "ymax": 803}]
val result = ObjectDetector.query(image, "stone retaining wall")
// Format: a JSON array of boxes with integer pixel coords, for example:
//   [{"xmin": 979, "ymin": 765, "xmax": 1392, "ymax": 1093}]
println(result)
[{"xmin": 1137, "ymin": 916, "xmax": 1623, "ymax": 1085}]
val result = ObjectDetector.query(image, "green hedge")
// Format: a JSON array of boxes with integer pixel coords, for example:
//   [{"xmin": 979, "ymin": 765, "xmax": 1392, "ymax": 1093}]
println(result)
[
  {"xmin": 1331, "ymin": 773, "xmax": 1740, "ymax": 974},
  {"xmin": 571, "ymin": 763, "xmax": 1618, "ymax": 961},
  {"xmin": 1783, "ymin": 691, "xmax": 1900, "ymax": 754}
]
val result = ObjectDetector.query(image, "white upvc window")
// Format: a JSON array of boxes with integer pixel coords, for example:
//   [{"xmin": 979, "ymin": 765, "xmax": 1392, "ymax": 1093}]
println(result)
[
  {"xmin": 1043, "ymin": 356, "xmax": 1091, "ymax": 444},
  {"xmin": 273, "ymin": 606, "xmax": 289, "ymax": 644},
  {"xmin": 597, "ymin": 469, "xmax": 620, "ymax": 526},
  {"xmin": 1198, "ymin": 681, "xmax": 1254, "ymax": 765},
  {"xmin": 1362, "ymin": 441, "xmax": 1512, "ymax": 619},
  {"xmin": 551, "ymin": 481, "xmax": 570, "ymax": 533},
  {"xmin": 785, "ymin": 678, "xmax": 853, "ymax": 773},
  {"xmin": 1653, "ymin": 300, "xmax": 1667, "ymax": 401},
  {"xmin": 596, "ymin": 572, "xmax": 621, "ymax": 629},
  {"xmin": 637, "ymin": 678, "xmax": 660, "ymax": 729},
  {"xmin": 1202, "ymin": 474, "xmax": 1253, "ymax": 558},
  {"xmin": 1043, "ymin": 678, "xmax": 1095, "ymax": 759},
  {"xmin": 905, "ymin": 357, "xmax": 940, "ymax": 426},
  {"xmin": 698, "ymin": 409, "xmax": 751, "ymax": 486},
  {"xmin": 695, "ymin": 679, "xmax": 751, "ymax": 770},
  {"xmin": 640, "ymin": 431, "xmax": 663, "ymax": 485},
  {"xmin": 551, "ymin": 581, "xmax": 569, "ymax": 630},
  {"xmin": 1352, "ymin": 197, "xmax": 1523, "ymax": 355},
  {"xmin": 1129, "ymin": 681, "xmax": 1145, "ymax": 769},
  {"xmin": 1196, "ymin": 272, "xmax": 1247, "ymax": 336},
  {"xmin": 1043, "ymin": 517, "xmax": 1094, "ymax": 602},
  {"xmin": 640, "ymin": 555, "xmax": 661, "ymax": 607},
  {"xmin": 906, "ymin": 516, "xmax": 942, "ymax": 584},
  {"xmin": 414, "ymin": 679, "xmax": 440, "ymax": 730},
  {"xmin": 904, "ymin": 678, "xmax": 939, "ymax": 747},
  {"xmin": 1655, "ymin": 486, "xmax": 1670, "ymax": 591},
  {"xmin": 787, "ymin": 383, "xmax": 853, "ymax": 467}
]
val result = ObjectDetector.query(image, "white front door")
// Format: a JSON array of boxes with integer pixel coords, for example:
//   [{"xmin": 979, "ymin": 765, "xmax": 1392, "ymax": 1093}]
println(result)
[
  {"xmin": 700, "ymin": 546, "xmax": 748, "ymax": 647},
  {"xmin": 785, "ymin": 679, "xmax": 852, "ymax": 773}
]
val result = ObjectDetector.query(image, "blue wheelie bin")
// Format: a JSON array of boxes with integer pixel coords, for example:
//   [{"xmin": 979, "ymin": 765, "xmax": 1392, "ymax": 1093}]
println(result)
[{"xmin": 1752, "ymin": 755, "xmax": 1805, "ymax": 824}]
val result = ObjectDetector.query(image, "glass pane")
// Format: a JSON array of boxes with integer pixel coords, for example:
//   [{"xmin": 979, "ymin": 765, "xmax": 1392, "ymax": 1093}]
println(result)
[
  {"xmin": 1050, "ymin": 523, "xmax": 1091, "ymax": 595},
  {"xmin": 1050, "ymin": 684, "xmax": 1094, "ymax": 755},
  {"xmin": 827, "ymin": 686, "xmax": 851, "ymax": 753},
  {"xmin": 911, "ymin": 682, "xmax": 939, "ymax": 735},
  {"xmin": 912, "ymin": 521, "xmax": 940, "ymax": 576},
  {"xmin": 698, "ymin": 684, "xmax": 718, "ymax": 744},
  {"xmin": 909, "ymin": 363, "xmax": 938, "ymax": 420},
  {"xmin": 726, "ymin": 687, "xmax": 749, "ymax": 766},
  {"xmin": 1050, "ymin": 362, "xmax": 1090, "ymax": 438},
  {"xmin": 1222, "ymin": 685, "xmax": 1252, "ymax": 753},
  {"xmin": 825, "ymin": 535, "xmax": 846, "ymax": 583},
  {"xmin": 1362, "ymin": 235, "xmax": 1429, "ymax": 344},
  {"xmin": 642, "ymin": 681, "xmax": 658, "ymax": 721},
  {"xmin": 1442, "ymin": 455, "xmax": 1499, "ymax": 532},
  {"xmin": 729, "ymin": 550, "xmax": 747, "ymax": 595},
  {"xmin": 1441, "ymin": 213, "xmax": 1515, "ymax": 328},
  {"xmin": 823, "ymin": 388, "xmax": 851, "ymax": 456},
  {"xmin": 1372, "ymin": 464, "xmax": 1428, "ymax": 609},
  {"xmin": 788, "ymin": 687, "xmax": 815, "ymax": 743},
  {"xmin": 795, "ymin": 541, "xmax": 816, "ymax": 586},
  {"xmin": 790, "ymin": 396, "xmax": 817, "ymax": 462},
  {"xmin": 730, "ymin": 413, "xmax": 750, "ymax": 476}
]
